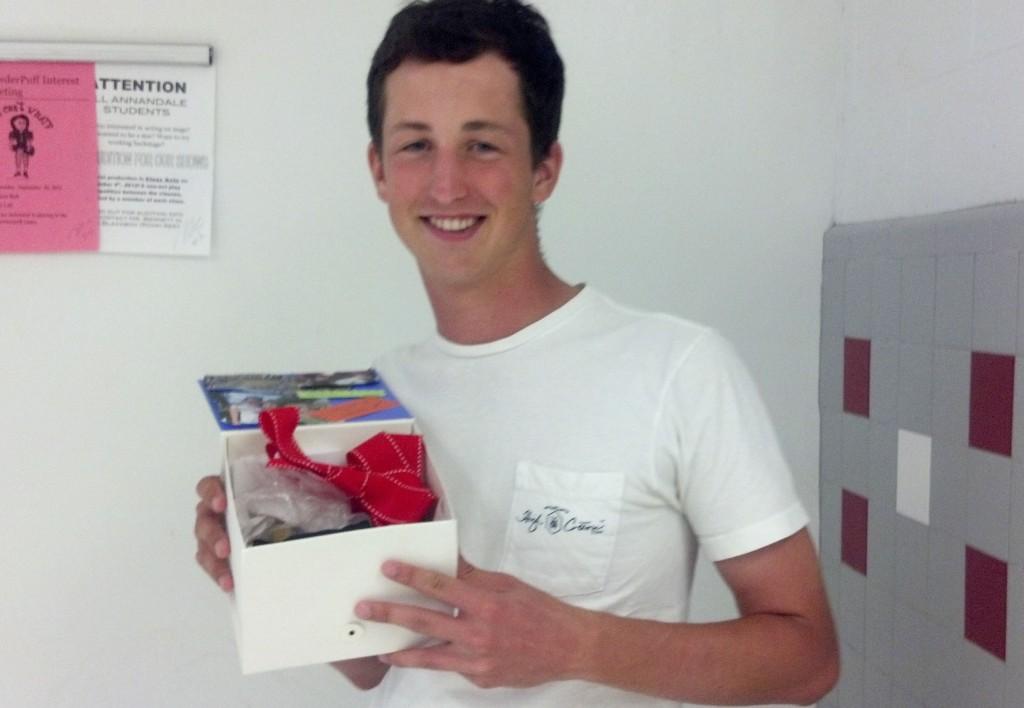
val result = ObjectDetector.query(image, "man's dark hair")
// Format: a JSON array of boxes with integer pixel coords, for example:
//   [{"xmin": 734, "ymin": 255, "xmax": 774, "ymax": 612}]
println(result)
[{"xmin": 367, "ymin": 0, "xmax": 564, "ymax": 166}]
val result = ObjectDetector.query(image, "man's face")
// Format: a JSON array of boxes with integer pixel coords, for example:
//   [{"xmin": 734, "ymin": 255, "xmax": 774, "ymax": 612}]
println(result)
[
  {"xmin": 368, "ymin": 53, "xmax": 561, "ymax": 292},
  {"xmin": 13, "ymin": 117, "xmax": 27, "ymax": 131}
]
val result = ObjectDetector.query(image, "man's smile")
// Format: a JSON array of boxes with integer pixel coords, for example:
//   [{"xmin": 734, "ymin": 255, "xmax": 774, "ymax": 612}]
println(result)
[{"xmin": 422, "ymin": 215, "xmax": 486, "ymax": 239}]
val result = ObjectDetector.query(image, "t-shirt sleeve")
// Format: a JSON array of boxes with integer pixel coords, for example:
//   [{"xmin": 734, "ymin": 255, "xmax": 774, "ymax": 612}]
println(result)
[{"xmin": 660, "ymin": 329, "xmax": 807, "ymax": 561}]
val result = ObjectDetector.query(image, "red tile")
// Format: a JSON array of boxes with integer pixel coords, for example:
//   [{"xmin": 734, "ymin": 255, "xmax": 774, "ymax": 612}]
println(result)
[
  {"xmin": 844, "ymin": 338, "xmax": 871, "ymax": 417},
  {"xmin": 841, "ymin": 489, "xmax": 868, "ymax": 575},
  {"xmin": 964, "ymin": 545, "xmax": 1007, "ymax": 660},
  {"xmin": 969, "ymin": 352, "xmax": 1015, "ymax": 457}
]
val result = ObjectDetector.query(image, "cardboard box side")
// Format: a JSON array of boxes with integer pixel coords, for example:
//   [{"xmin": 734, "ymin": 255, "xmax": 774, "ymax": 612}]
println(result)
[{"xmin": 222, "ymin": 419, "xmax": 458, "ymax": 674}]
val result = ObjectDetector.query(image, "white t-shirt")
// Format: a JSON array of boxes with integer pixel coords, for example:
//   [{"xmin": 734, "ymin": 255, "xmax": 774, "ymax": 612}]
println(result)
[{"xmin": 371, "ymin": 287, "xmax": 807, "ymax": 707}]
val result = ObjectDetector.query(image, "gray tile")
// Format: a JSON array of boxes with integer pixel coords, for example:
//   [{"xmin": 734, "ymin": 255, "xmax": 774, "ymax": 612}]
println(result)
[
  {"xmin": 962, "ymin": 640, "xmax": 1007, "ymax": 708},
  {"xmin": 871, "ymin": 257, "xmax": 902, "ymax": 340},
  {"xmin": 837, "ymin": 643, "xmax": 864, "ymax": 708},
  {"xmin": 871, "ymin": 340, "xmax": 899, "ymax": 423},
  {"xmin": 930, "ymin": 439, "xmax": 968, "ymax": 539},
  {"xmin": 1012, "ymin": 466, "xmax": 1024, "ymax": 566},
  {"xmin": 839, "ymin": 565, "xmax": 866, "ymax": 653},
  {"xmin": 864, "ymin": 584, "xmax": 894, "ymax": 672},
  {"xmin": 935, "ymin": 253, "xmax": 975, "ymax": 349},
  {"xmin": 820, "ymin": 335, "xmax": 844, "ymax": 413},
  {"xmin": 868, "ymin": 422, "xmax": 898, "ymax": 506},
  {"xmin": 818, "ymin": 690, "xmax": 839, "ymax": 708},
  {"xmin": 893, "ymin": 515, "xmax": 929, "ymax": 612},
  {"xmin": 898, "ymin": 343, "xmax": 933, "ymax": 435},
  {"xmin": 922, "ymin": 624, "xmax": 967, "ymax": 708},
  {"xmin": 846, "ymin": 258, "xmax": 873, "ymax": 338},
  {"xmin": 1015, "ymin": 355, "xmax": 1024, "ymax": 467},
  {"xmin": 821, "ymin": 410, "xmax": 843, "ymax": 486},
  {"xmin": 891, "ymin": 603, "xmax": 930, "ymax": 701},
  {"xmin": 932, "ymin": 347, "xmax": 971, "ymax": 447},
  {"xmin": 1019, "ymin": 253, "xmax": 1024, "ymax": 356},
  {"xmin": 900, "ymin": 256, "xmax": 936, "ymax": 346},
  {"xmin": 934, "ymin": 202, "xmax": 1024, "ymax": 255},
  {"xmin": 820, "ymin": 480, "xmax": 842, "ymax": 563},
  {"xmin": 966, "ymin": 448, "xmax": 1013, "ymax": 559},
  {"xmin": 848, "ymin": 221, "xmax": 894, "ymax": 260},
  {"xmin": 1005, "ymin": 564, "xmax": 1023, "ymax": 708},
  {"xmin": 973, "ymin": 250, "xmax": 1020, "ymax": 355},
  {"xmin": 893, "ymin": 216, "xmax": 937, "ymax": 259},
  {"xmin": 934, "ymin": 208, "xmax": 978, "ymax": 255},
  {"xmin": 824, "ymin": 224, "xmax": 853, "ymax": 261},
  {"xmin": 926, "ymin": 527, "xmax": 965, "ymax": 632},
  {"xmin": 863, "ymin": 662, "xmax": 892, "ymax": 708},
  {"xmin": 867, "ymin": 496, "xmax": 896, "ymax": 594},
  {"xmin": 975, "ymin": 202, "xmax": 1024, "ymax": 254},
  {"xmin": 822, "ymin": 258, "xmax": 846, "ymax": 338},
  {"xmin": 842, "ymin": 413, "xmax": 870, "ymax": 495},
  {"xmin": 823, "ymin": 550, "xmax": 841, "ymax": 611},
  {"xmin": 889, "ymin": 685, "xmax": 924, "ymax": 708}
]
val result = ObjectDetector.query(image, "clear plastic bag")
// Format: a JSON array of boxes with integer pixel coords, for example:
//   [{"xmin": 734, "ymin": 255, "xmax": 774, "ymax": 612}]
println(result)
[{"xmin": 232, "ymin": 455, "xmax": 369, "ymax": 545}]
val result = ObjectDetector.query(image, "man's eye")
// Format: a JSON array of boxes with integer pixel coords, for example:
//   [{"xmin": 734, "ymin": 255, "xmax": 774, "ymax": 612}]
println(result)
[
  {"xmin": 401, "ymin": 140, "xmax": 429, "ymax": 153},
  {"xmin": 469, "ymin": 141, "xmax": 498, "ymax": 154}
]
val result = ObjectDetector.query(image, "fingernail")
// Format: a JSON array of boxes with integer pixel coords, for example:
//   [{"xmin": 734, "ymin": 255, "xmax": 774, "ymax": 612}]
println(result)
[
  {"xmin": 215, "ymin": 540, "xmax": 229, "ymax": 558},
  {"xmin": 382, "ymin": 560, "xmax": 399, "ymax": 578},
  {"xmin": 378, "ymin": 654, "xmax": 392, "ymax": 664},
  {"xmin": 218, "ymin": 575, "xmax": 233, "ymax": 592},
  {"xmin": 355, "ymin": 601, "xmax": 371, "ymax": 619}
]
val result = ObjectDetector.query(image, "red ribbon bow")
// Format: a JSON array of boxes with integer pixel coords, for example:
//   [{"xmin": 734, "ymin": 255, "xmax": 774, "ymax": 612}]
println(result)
[{"xmin": 258, "ymin": 406, "xmax": 437, "ymax": 526}]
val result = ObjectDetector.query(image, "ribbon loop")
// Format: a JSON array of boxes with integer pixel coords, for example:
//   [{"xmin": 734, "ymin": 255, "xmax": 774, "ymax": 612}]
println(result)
[{"xmin": 258, "ymin": 406, "xmax": 437, "ymax": 526}]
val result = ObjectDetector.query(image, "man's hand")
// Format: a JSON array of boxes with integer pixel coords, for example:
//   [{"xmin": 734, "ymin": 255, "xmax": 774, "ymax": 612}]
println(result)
[
  {"xmin": 355, "ymin": 558, "xmax": 594, "ymax": 689},
  {"xmin": 194, "ymin": 475, "xmax": 234, "ymax": 592}
]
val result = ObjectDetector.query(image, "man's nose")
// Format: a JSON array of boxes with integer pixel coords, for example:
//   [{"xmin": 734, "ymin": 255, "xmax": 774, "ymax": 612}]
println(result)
[{"xmin": 429, "ymin": 151, "xmax": 468, "ymax": 204}]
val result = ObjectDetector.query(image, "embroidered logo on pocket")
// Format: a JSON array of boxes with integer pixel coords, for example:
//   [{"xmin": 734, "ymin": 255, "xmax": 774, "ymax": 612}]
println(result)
[
  {"xmin": 500, "ymin": 462, "xmax": 624, "ymax": 598},
  {"xmin": 516, "ymin": 506, "xmax": 607, "ymax": 535}
]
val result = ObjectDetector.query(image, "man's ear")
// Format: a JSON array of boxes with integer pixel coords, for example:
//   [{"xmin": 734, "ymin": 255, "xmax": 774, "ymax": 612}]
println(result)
[
  {"xmin": 367, "ymin": 141, "xmax": 388, "ymax": 201},
  {"xmin": 531, "ymin": 141, "xmax": 563, "ymax": 205}
]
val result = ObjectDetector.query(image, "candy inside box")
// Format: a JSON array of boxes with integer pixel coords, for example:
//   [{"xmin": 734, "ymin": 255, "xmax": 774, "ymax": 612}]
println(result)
[{"xmin": 222, "ymin": 417, "xmax": 457, "ymax": 674}]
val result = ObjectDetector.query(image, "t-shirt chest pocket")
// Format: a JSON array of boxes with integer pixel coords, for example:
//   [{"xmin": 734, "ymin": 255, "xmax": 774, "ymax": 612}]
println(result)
[{"xmin": 498, "ymin": 462, "xmax": 624, "ymax": 598}]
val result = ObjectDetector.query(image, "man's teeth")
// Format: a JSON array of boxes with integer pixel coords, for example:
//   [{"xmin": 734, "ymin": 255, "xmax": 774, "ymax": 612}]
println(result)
[{"xmin": 429, "ymin": 216, "xmax": 478, "ymax": 231}]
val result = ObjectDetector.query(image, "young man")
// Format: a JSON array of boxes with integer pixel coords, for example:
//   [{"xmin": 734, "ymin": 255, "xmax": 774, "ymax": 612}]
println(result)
[{"xmin": 195, "ymin": 1, "xmax": 839, "ymax": 705}]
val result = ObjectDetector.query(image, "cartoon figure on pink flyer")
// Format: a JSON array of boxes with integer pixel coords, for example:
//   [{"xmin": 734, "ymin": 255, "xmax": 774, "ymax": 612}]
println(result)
[{"xmin": 9, "ymin": 114, "xmax": 35, "ymax": 178}]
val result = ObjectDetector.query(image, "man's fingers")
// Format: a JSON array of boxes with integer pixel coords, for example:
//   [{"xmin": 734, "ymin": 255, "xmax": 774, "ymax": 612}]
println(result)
[
  {"xmin": 456, "ymin": 555, "xmax": 476, "ymax": 578},
  {"xmin": 195, "ymin": 548, "xmax": 234, "ymax": 591},
  {"xmin": 195, "ymin": 475, "xmax": 227, "ymax": 513},
  {"xmin": 381, "ymin": 644, "xmax": 485, "ymax": 676},
  {"xmin": 194, "ymin": 506, "xmax": 230, "ymax": 559},
  {"xmin": 356, "ymin": 600, "xmax": 465, "ymax": 644},
  {"xmin": 382, "ymin": 560, "xmax": 486, "ymax": 611}
]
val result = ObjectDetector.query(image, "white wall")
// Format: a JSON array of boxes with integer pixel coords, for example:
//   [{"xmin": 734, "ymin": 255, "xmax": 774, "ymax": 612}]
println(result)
[
  {"xmin": 0, "ymin": 2, "xmax": 840, "ymax": 706},
  {"xmin": 835, "ymin": 0, "xmax": 1024, "ymax": 222}
]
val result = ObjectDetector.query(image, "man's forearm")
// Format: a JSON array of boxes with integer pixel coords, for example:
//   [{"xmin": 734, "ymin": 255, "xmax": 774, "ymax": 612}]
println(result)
[
  {"xmin": 572, "ymin": 608, "xmax": 838, "ymax": 706},
  {"xmin": 330, "ymin": 656, "xmax": 389, "ymax": 690}
]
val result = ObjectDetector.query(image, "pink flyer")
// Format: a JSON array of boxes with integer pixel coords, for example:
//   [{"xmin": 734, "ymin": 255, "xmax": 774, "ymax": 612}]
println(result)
[{"xmin": 0, "ymin": 62, "xmax": 99, "ymax": 252}]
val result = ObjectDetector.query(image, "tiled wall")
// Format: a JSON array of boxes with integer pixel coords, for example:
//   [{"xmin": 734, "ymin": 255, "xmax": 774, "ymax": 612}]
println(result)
[{"xmin": 818, "ymin": 203, "xmax": 1024, "ymax": 708}]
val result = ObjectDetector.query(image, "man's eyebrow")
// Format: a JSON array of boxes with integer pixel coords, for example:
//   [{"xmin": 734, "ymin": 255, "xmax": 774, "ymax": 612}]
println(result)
[
  {"xmin": 390, "ymin": 120, "xmax": 512, "ymax": 134},
  {"xmin": 462, "ymin": 120, "xmax": 512, "ymax": 134},
  {"xmin": 389, "ymin": 121, "xmax": 430, "ymax": 134}
]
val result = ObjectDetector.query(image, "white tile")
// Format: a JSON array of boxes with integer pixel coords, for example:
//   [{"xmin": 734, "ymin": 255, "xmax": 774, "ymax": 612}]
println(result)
[{"xmin": 897, "ymin": 429, "xmax": 932, "ymax": 525}]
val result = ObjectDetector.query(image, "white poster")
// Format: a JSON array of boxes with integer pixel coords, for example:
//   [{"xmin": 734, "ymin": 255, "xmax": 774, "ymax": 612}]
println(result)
[{"xmin": 95, "ymin": 62, "xmax": 214, "ymax": 256}]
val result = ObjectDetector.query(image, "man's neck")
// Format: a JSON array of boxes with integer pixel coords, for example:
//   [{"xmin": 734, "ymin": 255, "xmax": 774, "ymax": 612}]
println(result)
[{"xmin": 424, "ymin": 266, "xmax": 581, "ymax": 345}]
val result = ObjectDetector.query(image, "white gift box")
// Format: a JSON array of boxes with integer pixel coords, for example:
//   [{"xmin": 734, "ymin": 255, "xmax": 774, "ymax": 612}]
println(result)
[{"xmin": 221, "ymin": 417, "xmax": 458, "ymax": 674}]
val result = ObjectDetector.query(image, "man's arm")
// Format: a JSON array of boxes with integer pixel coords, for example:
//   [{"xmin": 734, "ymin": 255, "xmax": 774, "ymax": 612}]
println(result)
[
  {"xmin": 579, "ymin": 528, "xmax": 838, "ymax": 705},
  {"xmin": 357, "ymin": 528, "xmax": 838, "ymax": 705}
]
